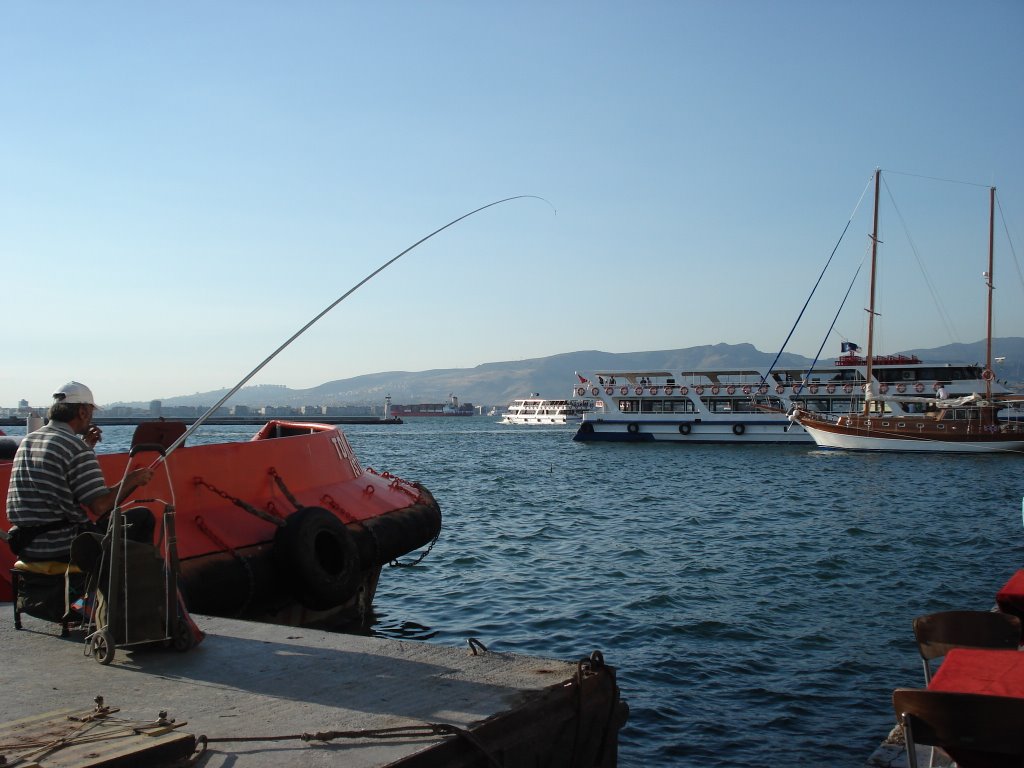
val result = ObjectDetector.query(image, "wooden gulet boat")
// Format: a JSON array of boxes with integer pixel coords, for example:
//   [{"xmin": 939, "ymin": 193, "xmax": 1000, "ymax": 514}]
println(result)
[
  {"xmin": 1, "ymin": 420, "xmax": 442, "ymax": 625},
  {"xmin": 795, "ymin": 172, "xmax": 1024, "ymax": 454}
]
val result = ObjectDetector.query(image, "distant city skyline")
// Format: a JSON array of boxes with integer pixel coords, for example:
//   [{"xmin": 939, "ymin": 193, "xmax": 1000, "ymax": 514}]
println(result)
[{"xmin": 3, "ymin": 2, "xmax": 1022, "ymax": 405}]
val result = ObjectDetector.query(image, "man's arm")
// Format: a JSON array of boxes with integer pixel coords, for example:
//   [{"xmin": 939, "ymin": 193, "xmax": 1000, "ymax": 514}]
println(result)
[{"xmin": 84, "ymin": 467, "xmax": 155, "ymax": 519}]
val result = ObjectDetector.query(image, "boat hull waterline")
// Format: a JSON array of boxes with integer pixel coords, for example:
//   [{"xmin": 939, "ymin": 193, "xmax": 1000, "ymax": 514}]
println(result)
[
  {"xmin": 800, "ymin": 417, "xmax": 1024, "ymax": 454},
  {"xmin": 1, "ymin": 420, "xmax": 442, "ymax": 625}
]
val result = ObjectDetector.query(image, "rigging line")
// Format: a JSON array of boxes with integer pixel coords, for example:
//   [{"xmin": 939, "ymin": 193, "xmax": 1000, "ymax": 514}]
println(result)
[
  {"xmin": 758, "ymin": 171, "xmax": 874, "ymax": 390},
  {"xmin": 804, "ymin": 260, "xmax": 865, "ymax": 383},
  {"xmin": 880, "ymin": 175, "xmax": 960, "ymax": 343},
  {"xmin": 996, "ymin": 193, "xmax": 1024, "ymax": 299},
  {"xmin": 156, "ymin": 195, "xmax": 555, "ymax": 462},
  {"xmin": 880, "ymin": 168, "xmax": 994, "ymax": 190}
]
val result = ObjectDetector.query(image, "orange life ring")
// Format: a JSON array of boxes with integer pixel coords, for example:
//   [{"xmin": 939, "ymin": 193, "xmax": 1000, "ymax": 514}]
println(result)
[
  {"xmin": 809, "ymin": 385, "xmax": 818, "ymax": 394},
  {"xmin": 915, "ymin": 383, "xmax": 924, "ymax": 393},
  {"xmin": 635, "ymin": 387, "xmax": 644, "ymax": 395},
  {"xmin": 897, "ymin": 383, "xmax": 906, "ymax": 393},
  {"xmin": 758, "ymin": 385, "xmax": 768, "ymax": 395},
  {"xmin": 711, "ymin": 386, "xmax": 720, "ymax": 395},
  {"xmin": 664, "ymin": 386, "xmax": 674, "ymax": 395},
  {"xmin": 620, "ymin": 386, "xmax": 628, "ymax": 395},
  {"xmin": 605, "ymin": 387, "xmax": 614, "ymax": 396},
  {"xmin": 695, "ymin": 386, "xmax": 705, "ymax": 395},
  {"xmin": 680, "ymin": 386, "xmax": 689, "ymax": 395},
  {"xmin": 576, "ymin": 387, "xmax": 585, "ymax": 397},
  {"xmin": 983, "ymin": 369, "xmax": 994, "ymax": 381},
  {"xmin": 591, "ymin": 386, "xmax": 600, "ymax": 396},
  {"xmin": 776, "ymin": 385, "xmax": 785, "ymax": 394},
  {"xmin": 650, "ymin": 386, "xmax": 659, "ymax": 395},
  {"xmin": 826, "ymin": 384, "xmax": 836, "ymax": 394},
  {"xmin": 726, "ymin": 385, "xmax": 736, "ymax": 395},
  {"xmin": 742, "ymin": 385, "xmax": 751, "ymax": 395},
  {"xmin": 843, "ymin": 384, "xmax": 853, "ymax": 393}
]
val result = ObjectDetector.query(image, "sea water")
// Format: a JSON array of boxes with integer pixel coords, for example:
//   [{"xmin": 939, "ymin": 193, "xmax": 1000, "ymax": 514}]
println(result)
[{"xmin": 11, "ymin": 419, "xmax": 1023, "ymax": 766}]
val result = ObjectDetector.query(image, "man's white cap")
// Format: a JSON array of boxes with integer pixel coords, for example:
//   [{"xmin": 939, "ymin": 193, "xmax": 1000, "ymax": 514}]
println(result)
[{"xmin": 53, "ymin": 381, "xmax": 99, "ymax": 408}]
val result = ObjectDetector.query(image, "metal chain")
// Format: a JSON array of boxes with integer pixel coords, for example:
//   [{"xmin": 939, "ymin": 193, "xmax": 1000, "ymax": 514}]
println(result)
[
  {"xmin": 267, "ymin": 467, "xmax": 300, "ymax": 510},
  {"xmin": 193, "ymin": 477, "xmax": 286, "ymax": 528},
  {"xmin": 192, "ymin": 516, "xmax": 257, "ymax": 617},
  {"xmin": 195, "ymin": 722, "xmax": 502, "ymax": 767}
]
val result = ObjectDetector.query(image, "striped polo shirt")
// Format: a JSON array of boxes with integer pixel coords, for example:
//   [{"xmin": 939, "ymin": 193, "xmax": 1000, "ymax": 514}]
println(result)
[{"xmin": 6, "ymin": 420, "xmax": 108, "ymax": 560}]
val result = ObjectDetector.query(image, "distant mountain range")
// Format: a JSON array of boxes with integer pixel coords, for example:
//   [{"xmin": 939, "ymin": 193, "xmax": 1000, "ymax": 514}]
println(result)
[{"xmin": 114, "ymin": 338, "xmax": 1024, "ymax": 410}]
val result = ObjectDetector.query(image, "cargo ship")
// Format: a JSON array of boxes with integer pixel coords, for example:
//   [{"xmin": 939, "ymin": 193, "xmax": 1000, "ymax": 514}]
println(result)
[{"xmin": 388, "ymin": 393, "xmax": 475, "ymax": 417}]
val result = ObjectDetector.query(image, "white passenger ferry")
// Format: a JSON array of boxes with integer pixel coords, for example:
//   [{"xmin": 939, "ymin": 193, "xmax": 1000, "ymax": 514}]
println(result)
[
  {"xmin": 501, "ymin": 395, "xmax": 595, "ymax": 425},
  {"xmin": 571, "ymin": 351, "xmax": 1016, "ymax": 443}
]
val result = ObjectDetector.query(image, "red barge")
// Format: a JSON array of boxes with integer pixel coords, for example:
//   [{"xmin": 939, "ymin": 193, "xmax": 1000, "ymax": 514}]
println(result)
[{"xmin": 1, "ymin": 420, "xmax": 441, "ymax": 626}]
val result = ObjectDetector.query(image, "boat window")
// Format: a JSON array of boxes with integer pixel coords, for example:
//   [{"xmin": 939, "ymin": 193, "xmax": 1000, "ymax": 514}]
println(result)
[
  {"xmin": 640, "ymin": 399, "xmax": 696, "ymax": 414},
  {"xmin": 619, "ymin": 400, "xmax": 638, "ymax": 413}
]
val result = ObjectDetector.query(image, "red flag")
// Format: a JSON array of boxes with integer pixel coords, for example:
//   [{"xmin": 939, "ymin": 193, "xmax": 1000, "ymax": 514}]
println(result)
[{"xmin": 575, "ymin": 372, "xmax": 588, "ymax": 384}]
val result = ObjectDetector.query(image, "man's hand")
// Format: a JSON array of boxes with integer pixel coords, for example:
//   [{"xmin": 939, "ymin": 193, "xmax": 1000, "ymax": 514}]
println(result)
[
  {"xmin": 83, "ymin": 425, "xmax": 103, "ymax": 448},
  {"xmin": 128, "ymin": 467, "xmax": 155, "ymax": 490}
]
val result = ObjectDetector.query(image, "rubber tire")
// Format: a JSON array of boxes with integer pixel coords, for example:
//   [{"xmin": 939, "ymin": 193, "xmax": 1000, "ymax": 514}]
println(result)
[
  {"xmin": 733, "ymin": 424, "xmax": 745, "ymax": 436},
  {"xmin": 275, "ymin": 507, "xmax": 361, "ymax": 611},
  {"xmin": 93, "ymin": 630, "xmax": 115, "ymax": 665},
  {"xmin": 678, "ymin": 424, "xmax": 691, "ymax": 435},
  {"xmin": 627, "ymin": 423, "xmax": 639, "ymax": 434}
]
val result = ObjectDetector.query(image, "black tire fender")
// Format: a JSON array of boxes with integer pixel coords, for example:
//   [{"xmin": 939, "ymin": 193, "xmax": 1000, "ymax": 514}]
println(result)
[
  {"xmin": 275, "ymin": 507, "xmax": 361, "ymax": 611},
  {"xmin": 627, "ymin": 423, "xmax": 639, "ymax": 434},
  {"xmin": 733, "ymin": 424, "xmax": 746, "ymax": 436},
  {"xmin": 678, "ymin": 424, "xmax": 691, "ymax": 435}
]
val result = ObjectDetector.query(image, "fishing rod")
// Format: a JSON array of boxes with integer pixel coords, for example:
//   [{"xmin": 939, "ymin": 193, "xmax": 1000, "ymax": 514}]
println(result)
[{"xmin": 156, "ymin": 195, "xmax": 554, "ymax": 462}]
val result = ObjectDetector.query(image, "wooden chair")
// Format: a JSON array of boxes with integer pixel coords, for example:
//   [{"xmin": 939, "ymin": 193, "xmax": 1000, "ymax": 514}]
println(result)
[
  {"xmin": 913, "ymin": 610, "xmax": 1021, "ymax": 684},
  {"xmin": 893, "ymin": 688, "xmax": 1024, "ymax": 768}
]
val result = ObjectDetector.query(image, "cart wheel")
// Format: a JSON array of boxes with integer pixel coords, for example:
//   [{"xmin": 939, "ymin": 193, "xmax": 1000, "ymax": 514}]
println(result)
[
  {"xmin": 93, "ymin": 631, "xmax": 115, "ymax": 665},
  {"xmin": 172, "ymin": 619, "xmax": 194, "ymax": 652}
]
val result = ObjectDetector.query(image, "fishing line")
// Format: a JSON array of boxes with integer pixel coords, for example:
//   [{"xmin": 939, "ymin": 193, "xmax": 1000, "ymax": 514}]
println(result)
[{"xmin": 157, "ymin": 195, "xmax": 555, "ymax": 461}]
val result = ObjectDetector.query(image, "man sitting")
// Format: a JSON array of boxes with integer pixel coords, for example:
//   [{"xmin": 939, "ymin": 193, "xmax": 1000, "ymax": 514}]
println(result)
[{"xmin": 5, "ymin": 382, "xmax": 154, "ymax": 621}]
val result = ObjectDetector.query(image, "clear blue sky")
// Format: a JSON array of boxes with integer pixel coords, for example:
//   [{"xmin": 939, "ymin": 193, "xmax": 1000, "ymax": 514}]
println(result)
[{"xmin": 3, "ymin": 1, "xmax": 1022, "ymax": 406}]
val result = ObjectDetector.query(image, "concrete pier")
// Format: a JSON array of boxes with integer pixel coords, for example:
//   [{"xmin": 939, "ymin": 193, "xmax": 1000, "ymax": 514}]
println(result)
[{"xmin": 1, "ymin": 612, "xmax": 626, "ymax": 767}]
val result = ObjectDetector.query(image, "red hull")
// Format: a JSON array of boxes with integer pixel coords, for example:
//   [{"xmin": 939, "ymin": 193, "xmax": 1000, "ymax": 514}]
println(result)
[{"xmin": 1, "ymin": 421, "xmax": 441, "ymax": 623}]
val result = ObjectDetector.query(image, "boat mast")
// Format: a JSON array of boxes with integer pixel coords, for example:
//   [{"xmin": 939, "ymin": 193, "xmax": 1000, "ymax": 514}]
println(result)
[
  {"xmin": 863, "ymin": 168, "xmax": 881, "ymax": 415},
  {"xmin": 985, "ymin": 185, "xmax": 995, "ymax": 400}
]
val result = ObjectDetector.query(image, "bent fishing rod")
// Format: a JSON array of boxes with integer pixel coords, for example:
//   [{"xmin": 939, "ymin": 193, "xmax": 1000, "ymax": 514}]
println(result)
[{"xmin": 154, "ymin": 195, "xmax": 554, "ymax": 463}]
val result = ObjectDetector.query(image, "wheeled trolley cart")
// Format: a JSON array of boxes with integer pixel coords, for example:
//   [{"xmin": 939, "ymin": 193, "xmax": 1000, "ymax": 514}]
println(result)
[{"xmin": 77, "ymin": 442, "xmax": 199, "ymax": 665}]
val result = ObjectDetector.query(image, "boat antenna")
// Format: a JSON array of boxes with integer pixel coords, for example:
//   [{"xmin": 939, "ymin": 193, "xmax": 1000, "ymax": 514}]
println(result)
[{"xmin": 156, "ymin": 195, "xmax": 555, "ymax": 461}]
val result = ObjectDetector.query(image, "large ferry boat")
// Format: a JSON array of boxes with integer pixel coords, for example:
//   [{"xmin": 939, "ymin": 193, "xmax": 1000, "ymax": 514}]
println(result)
[
  {"xmin": 571, "ymin": 351, "xmax": 1017, "ymax": 443},
  {"xmin": 389, "ymin": 394, "xmax": 474, "ymax": 417},
  {"xmin": 500, "ymin": 394, "xmax": 596, "ymax": 425}
]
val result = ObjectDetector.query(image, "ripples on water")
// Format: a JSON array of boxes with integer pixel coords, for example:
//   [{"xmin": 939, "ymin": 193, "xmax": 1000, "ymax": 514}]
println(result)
[{"xmin": 15, "ymin": 419, "xmax": 1021, "ymax": 767}]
